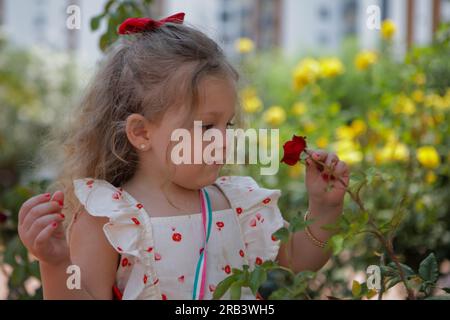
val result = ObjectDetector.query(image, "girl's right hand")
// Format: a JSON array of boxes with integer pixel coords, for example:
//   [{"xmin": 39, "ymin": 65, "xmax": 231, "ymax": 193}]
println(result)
[{"xmin": 18, "ymin": 191, "xmax": 69, "ymax": 266}]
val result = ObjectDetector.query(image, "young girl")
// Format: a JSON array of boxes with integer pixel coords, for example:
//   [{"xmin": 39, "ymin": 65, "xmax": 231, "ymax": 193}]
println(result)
[{"xmin": 17, "ymin": 13, "xmax": 349, "ymax": 300}]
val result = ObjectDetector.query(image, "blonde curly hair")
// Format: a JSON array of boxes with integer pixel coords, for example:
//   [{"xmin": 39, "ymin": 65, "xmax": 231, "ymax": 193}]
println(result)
[{"xmin": 42, "ymin": 22, "xmax": 239, "ymax": 240}]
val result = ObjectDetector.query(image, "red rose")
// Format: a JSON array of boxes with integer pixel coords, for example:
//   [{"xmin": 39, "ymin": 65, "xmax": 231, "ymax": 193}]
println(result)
[{"xmin": 281, "ymin": 135, "xmax": 307, "ymax": 166}]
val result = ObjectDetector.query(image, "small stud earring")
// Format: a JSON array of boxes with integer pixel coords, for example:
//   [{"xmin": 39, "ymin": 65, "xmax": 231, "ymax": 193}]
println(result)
[{"xmin": 140, "ymin": 144, "xmax": 146, "ymax": 150}]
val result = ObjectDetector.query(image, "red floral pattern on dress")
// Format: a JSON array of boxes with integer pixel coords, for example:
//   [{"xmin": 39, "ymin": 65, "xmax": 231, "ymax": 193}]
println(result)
[
  {"xmin": 153, "ymin": 278, "xmax": 159, "ymax": 285},
  {"xmin": 143, "ymin": 274, "xmax": 148, "ymax": 284},
  {"xmin": 255, "ymin": 257, "xmax": 263, "ymax": 265},
  {"xmin": 136, "ymin": 203, "xmax": 144, "ymax": 209},
  {"xmin": 239, "ymin": 249, "xmax": 245, "ymax": 257},
  {"xmin": 131, "ymin": 217, "xmax": 140, "ymax": 225},
  {"xmin": 112, "ymin": 192, "xmax": 121, "ymax": 200},
  {"xmin": 172, "ymin": 232, "xmax": 182, "ymax": 242},
  {"xmin": 178, "ymin": 275, "xmax": 185, "ymax": 283},
  {"xmin": 121, "ymin": 258, "xmax": 129, "ymax": 267},
  {"xmin": 236, "ymin": 207, "xmax": 243, "ymax": 215},
  {"xmin": 271, "ymin": 234, "xmax": 277, "ymax": 241},
  {"xmin": 250, "ymin": 218, "xmax": 257, "ymax": 227},
  {"xmin": 262, "ymin": 197, "xmax": 271, "ymax": 204},
  {"xmin": 223, "ymin": 265, "xmax": 231, "ymax": 274},
  {"xmin": 209, "ymin": 284, "xmax": 216, "ymax": 292},
  {"xmin": 161, "ymin": 294, "xmax": 167, "ymax": 300},
  {"xmin": 117, "ymin": 246, "xmax": 123, "ymax": 252},
  {"xmin": 154, "ymin": 253, "xmax": 162, "ymax": 261},
  {"xmin": 199, "ymin": 247, "xmax": 204, "ymax": 255},
  {"xmin": 216, "ymin": 221, "xmax": 224, "ymax": 230},
  {"xmin": 147, "ymin": 247, "xmax": 153, "ymax": 252}
]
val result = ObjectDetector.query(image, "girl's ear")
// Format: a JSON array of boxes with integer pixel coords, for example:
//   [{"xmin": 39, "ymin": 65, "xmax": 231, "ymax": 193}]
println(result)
[{"xmin": 125, "ymin": 113, "xmax": 153, "ymax": 151}]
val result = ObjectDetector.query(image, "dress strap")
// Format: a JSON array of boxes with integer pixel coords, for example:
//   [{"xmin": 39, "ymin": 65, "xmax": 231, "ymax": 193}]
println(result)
[{"xmin": 192, "ymin": 188, "xmax": 213, "ymax": 299}]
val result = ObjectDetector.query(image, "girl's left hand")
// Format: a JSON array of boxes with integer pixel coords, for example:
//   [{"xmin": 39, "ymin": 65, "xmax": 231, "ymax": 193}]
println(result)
[{"xmin": 305, "ymin": 149, "xmax": 350, "ymax": 208}]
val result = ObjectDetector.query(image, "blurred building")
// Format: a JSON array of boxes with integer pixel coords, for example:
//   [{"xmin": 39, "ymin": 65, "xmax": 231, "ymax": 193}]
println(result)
[
  {"xmin": 0, "ymin": 0, "xmax": 108, "ymax": 66},
  {"xmin": 162, "ymin": 0, "xmax": 450, "ymax": 57},
  {"xmin": 0, "ymin": 0, "xmax": 449, "ymax": 64}
]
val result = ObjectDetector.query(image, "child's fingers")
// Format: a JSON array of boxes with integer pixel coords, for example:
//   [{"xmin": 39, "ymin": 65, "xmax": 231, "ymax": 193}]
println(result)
[
  {"xmin": 34, "ymin": 221, "xmax": 60, "ymax": 249},
  {"xmin": 51, "ymin": 191, "xmax": 64, "ymax": 207},
  {"xmin": 333, "ymin": 161, "xmax": 350, "ymax": 188},
  {"xmin": 324, "ymin": 153, "xmax": 339, "ymax": 170},
  {"xmin": 22, "ymin": 202, "xmax": 63, "ymax": 232},
  {"xmin": 310, "ymin": 149, "xmax": 328, "ymax": 162},
  {"xmin": 18, "ymin": 193, "xmax": 51, "ymax": 226},
  {"xmin": 27, "ymin": 213, "xmax": 64, "ymax": 242}
]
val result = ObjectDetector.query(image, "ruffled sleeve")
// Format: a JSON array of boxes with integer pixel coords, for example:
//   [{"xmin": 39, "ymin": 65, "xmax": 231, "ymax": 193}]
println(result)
[
  {"xmin": 214, "ymin": 176, "xmax": 287, "ymax": 269},
  {"xmin": 73, "ymin": 178, "xmax": 161, "ymax": 300}
]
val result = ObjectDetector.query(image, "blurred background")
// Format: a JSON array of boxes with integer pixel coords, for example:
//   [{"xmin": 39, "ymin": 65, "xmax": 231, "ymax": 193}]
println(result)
[{"xmin": 0, "ymin": 0, "xmax": 449, "ymax": 299}]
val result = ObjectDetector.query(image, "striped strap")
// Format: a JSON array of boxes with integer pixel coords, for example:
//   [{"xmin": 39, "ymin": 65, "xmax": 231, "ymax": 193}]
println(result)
[{"xmin": 192, "ymin": 188, "xmax": 212, "ymax": 300}]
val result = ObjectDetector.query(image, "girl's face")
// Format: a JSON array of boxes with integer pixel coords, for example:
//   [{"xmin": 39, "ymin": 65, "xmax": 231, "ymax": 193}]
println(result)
[{"xmin": 132, "ymin": 75, "xmax": 237, "ymax": 190}]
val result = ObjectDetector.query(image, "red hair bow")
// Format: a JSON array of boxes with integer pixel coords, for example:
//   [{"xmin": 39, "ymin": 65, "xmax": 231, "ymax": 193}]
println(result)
[{"xmin": 118, "ymin": 12, "xmax": 185, "ymax": 35}]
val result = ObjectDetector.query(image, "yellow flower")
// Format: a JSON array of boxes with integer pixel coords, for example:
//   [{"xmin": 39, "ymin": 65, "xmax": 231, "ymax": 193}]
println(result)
[
  {"xmin": 425, "ymin": 171, "xmax": 437, "ymax": 185},
  {"xmin": 375, "ymin": 142, "xmax": 410, "ymax": 164},
  {"xmin": 413, "ymin": 73, "xmax": 426, "ymax": 86},
  {"xmin": 416, "ymin": 146, "xmax": 440, "ymax": 169},
  {"xmin": 242, "ymin": 96, "xmax": 262, "ymax": 113},
  {"xmin": 336, "ymin": 125, "xmax": 356, "ymax": 140},
  {"xmin": 235, "ymin": 38, "xmax": 254, "ymax": 54},
  {"xmin": 303, "ymin": 121, "xmax": 317, "ymax": 134},
  {"xmin": 263, "ymin": 106, "xmax": 286, "ymax": 126},
  {"xmin": 333, "ymin": 140, "xmax": 363, "ymax": 164},
  {"xmin": 412, "ymin": 90, "xmax": 424, "ymax": 103},
  {"xmin": 328, "ymin": 102, "xmax": 341, "ymax": 115},
  {"xmin": 351, "ymin": 119, "xmax": 367, "ymax": 136},
  {"xmin": 240, "ymin": 87, "xmax": 263, "ymax": 113},
  {"xmin": 394, "ymin": 95, "xmax": 416, "ymax": 115},
  {"xmin": 291, "ymin": 102, "xmax": 307, "ymax": 116},
  {"xmin": 381, "ymin": 19, "xmax": 397, "ymax": 40},
  {"xmin": 288, "ymin": 163, "xmax": 303, "ymax": 178},
  {"xmin": 424, "ymin": 93, "xmax": 450, "ymax": 110},
  {"xmin": 293, "ymin": 58, "xmax": 321, "ymax": 91},
  {"xmin": 335, "ymin": 121, "xmax": 366, "ymax": 141},
  {"xmin": 316, "ymin": 136, "xmax": 329, "ymax": 148},
  {"xmin": 355, "ymin": 51, "xmax": 378, "ymax": 70},
  {"xmin": 368, "ymin": 110, "xmax": 380, "ymax": 122},
  {"xmin": 319, "ymin": 57, "xmax": 344, "ymax": 78}
]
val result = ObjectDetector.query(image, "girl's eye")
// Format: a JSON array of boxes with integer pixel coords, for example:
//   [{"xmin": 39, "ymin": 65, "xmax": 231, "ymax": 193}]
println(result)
[{"xmin": 202, "ymin": 122, "xmax": 235, "ymax": 130}]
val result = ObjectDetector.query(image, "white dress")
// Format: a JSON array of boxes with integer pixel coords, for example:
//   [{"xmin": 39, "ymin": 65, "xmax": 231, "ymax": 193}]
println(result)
[{"xmin": 73, "ymin": 175, "xmax": 286, "ymax": 300}]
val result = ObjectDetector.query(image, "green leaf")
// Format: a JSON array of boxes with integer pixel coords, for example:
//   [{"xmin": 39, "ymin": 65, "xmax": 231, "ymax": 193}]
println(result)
[
  {"xmin": 104, "ymin": 0, "xmax": 115, "ymax": 12},
  {"xmin": 260, "ymin": 260, "xmax": 276, "ymax": 269},
  {"xmin": 289, "ymin": 215, "xmax": 314, "ymax": 233},
  {"xmin": 90, "ymin": 14, "xmax": 104, "ymax": 31},
  {"xmin": 351, "ymin": 280, "xmax": 362, "ymax": 297},
  {"xmin": 268, "ymin": 287, "xmax": 290, "ymax": 300},
  {"xmin": 419, "ymin": 253, "xmax": 439, "ymax": 283},
  {"xmin": 424, "ymin": 295, "xmax": 450, "ymax": 300},
  {"xmin": 212, "ymin": 274, "xmax": 239, "ymax": 300},
  {"xmin": 327, "ymin": 235, "xmax": 344, "ymax": 255},
  {"xmin": 387, "ymin": 262, "xmax": 415, "ymax": 277},
  {"xmin": 28, "ymin": 261, "xmax": 41, "ymax": 279},
  {"xmin": 4, "ymin": 235, "xmax": 21, "ymax": 265},
  {"xmin": 99, "ymin": 33, "xmax": 110, "ymax": 52},
  {"xmin": 10, "ymin": 264, "xmax": 27, "ymax": 287},
  {"xmin": 230, "ymin": 280, "xmax": 243, "ymax": 300},
  {"xmin": 272, "ymin": 227, "xmax": 289, "ymax": 243},
  {"xmin": 249, "ymin": 266, "xmax": 267, "ymax": 295}
]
